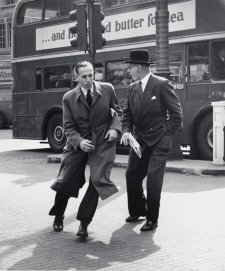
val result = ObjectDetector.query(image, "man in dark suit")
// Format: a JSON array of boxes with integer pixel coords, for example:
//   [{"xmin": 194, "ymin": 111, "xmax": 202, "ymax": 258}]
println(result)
[
  {"xmin": 213, "ymin": 46, "xmax": 225, "ymax": 80},
  {"xmin": 120, "ymin": 49, "xmax": 182, "ymax": 231},
  {"xmin": 49, "ymin": 61, "xmax": 122, "ymax": 238}
]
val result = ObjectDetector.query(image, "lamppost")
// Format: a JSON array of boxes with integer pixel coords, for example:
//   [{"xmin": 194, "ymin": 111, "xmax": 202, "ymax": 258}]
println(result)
[
  {"xmin": 155, "ymin": 0, "xmax": 183, "ymax": 160},
  {"xmin": 155, "ymin": 0, "xmax": 170, "ymax": 79}
]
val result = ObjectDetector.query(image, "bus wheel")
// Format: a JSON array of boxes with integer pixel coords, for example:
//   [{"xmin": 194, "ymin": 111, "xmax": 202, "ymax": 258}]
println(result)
[
  {"xmin": 47, "ymin": 114, "xmax": 66, "ymax": 153},
  {"xmin": 197, "ymin": 114, "xmax": 213, "ymax": 161},
  {"xmin": 0, "ymin": 113, "xmax": 4, "ymax": 129}
]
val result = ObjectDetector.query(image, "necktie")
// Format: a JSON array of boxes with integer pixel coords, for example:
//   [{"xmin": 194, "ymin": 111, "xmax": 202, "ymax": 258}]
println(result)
[
  {"xmin": 139, "ymin": 80, "xmax": 143, "ymax": 91},
  {"xmin": 86, "ymin": 89, "xmax": 92, "ymax": 107},
  {"xmin": 138, "ymin": 80, "xmax": 143, "ymax": 99}
]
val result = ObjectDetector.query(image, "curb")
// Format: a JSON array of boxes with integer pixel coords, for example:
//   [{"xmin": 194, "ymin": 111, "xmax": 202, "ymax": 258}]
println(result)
[
  {"xmin": 165, "ymin": 166, "xmax": 225, "ymax": 176},
  {"xmin": 47, "ymin": 155, "xmax": 225, "ymax": 176},
  {"xmin": 47, "ymin": 155, "xmax": 128, "ymax": 168},
  {"xmin": 47, "ymin": 155, "xmax": 61, "ymax": 164}
]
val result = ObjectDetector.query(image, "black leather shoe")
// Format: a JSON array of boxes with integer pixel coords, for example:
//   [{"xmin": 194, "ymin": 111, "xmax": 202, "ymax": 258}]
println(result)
[
  {"xmin": 126, "ymin": 215, "xmax": 141, "ymax": 223},
  {"xmin": 77, "ymin": 222, "xmax": 88, "ymax": 238},
  {"xmin": 140, "ymin": 220, "xmax": 158, "ymax": 231},
  {"xmin": 53, "ymin": 215, "xmax": 64, "ymax": 232}
]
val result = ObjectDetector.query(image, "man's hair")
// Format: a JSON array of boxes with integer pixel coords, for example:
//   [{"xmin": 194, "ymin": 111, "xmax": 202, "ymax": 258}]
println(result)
[
  {"xmin": 140, "ymin": 63, "xmax": 150, "ymax": 69},
  {"xmin": 74, "ymin": 61, "xmax": 93, "ymax": 75}
]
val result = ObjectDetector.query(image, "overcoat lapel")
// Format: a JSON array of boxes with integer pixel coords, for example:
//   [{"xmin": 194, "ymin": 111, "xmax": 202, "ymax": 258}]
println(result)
[
  {"xmin": 136, "ymin": 75, "xmax": 155, "ymax": 122},
  {"xmin": 131, "ymin": 82, "xmax": 143, "ymax": 122},
  {"xmin": 74, "ymin": 86, "xmax": 90, "ymax": 110},
  {"xmin": 91, "ymin": 82, "xmax": 101, "ymax": 108},
  {"xmin": 73, "ymin": 82, "xmax": 102, "ymax": 110},
  {"xmin": 80, "ymin": 95, "xmax": 90, "ymax": 110}
]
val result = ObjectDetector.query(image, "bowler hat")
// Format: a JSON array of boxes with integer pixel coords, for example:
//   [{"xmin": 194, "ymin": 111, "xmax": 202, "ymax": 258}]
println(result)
[{"xmin": 125, "ymin": 49, "xmax": 152, "ymax": 64}]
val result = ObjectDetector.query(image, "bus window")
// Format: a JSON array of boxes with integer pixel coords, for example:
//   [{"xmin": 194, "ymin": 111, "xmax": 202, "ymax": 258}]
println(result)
[
  {"xmin": 151, "ymin": 62, "xmax": 182, "ymax": 83},
  {"xmin": 188, "ymin": 43, "xmax": 209, "ymax": 82},
  {"xmin": 94, "ymin": 63, "xmax": 104, "ymax": 82},
  {"xmin": 71, "ymin": 66, "xmax": 78, "ymax": 88},
  {"xmin": 106, "ymin": 61, "xmax": 132, "ymax": 87},
  {"xmin": 35, "ymin": 68, "xmax": 42, "ymax": 91},
  {"xmin": 150, "ymin": 52, "xmax": 182, "ymax": 83},
  {"xmin": 111, "ymin": 0, "xmax": 128, "ymax": 7},
  {"xmin": 45, "ymin": 0, "xmax": 59, "ymax": 19},
  {"xmin": 169, "ymin": 62, "xmax": 182, "ymax": 83},
  {"xmin": 102, "ymin": 0, "xmax": 146, "ymax": 9},
  {"xmin": 43, "ymin": 66, "xmax": 71, "ymax": 89},
  {"xmin": 212, "ymin": 41, "xmax": 225, "ymax": 80},
  {"xmin": 17, "ymin": 0, "xmax": 42, "ymax": 25},
  {"xmin": 44, "ymin": 0, "xmax": 72, "ymax": 19}
]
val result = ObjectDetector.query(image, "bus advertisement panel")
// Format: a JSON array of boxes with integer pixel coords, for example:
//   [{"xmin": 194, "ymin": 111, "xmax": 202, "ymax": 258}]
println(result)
[{"xmin": 11, "ymin": 0, "xmax": 225, "ymax": 160}]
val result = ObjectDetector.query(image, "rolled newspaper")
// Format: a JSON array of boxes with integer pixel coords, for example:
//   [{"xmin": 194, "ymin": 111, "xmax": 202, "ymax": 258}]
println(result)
[{"xmin": 129, "ymin": 133, "xmax": 142, "ymax": 158}]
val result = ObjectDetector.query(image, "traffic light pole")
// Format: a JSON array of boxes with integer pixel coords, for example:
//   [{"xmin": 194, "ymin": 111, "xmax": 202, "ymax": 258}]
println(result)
[
  {"xmin": 87, "ymin": 0, "xmax": 96, "ymax": 76},
  {"xmin": 69, "ymin": 0, "xmax": 105, "ymax": 77}
]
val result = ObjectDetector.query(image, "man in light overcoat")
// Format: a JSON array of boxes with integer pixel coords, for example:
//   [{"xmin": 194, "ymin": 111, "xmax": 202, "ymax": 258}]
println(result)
[
  {"xmin": 49, "ymin": 61, "xmax": 122, "ymax": 238},
  {"xmin": 121, "ymin": 49, "xmax": 182, "ymax": 231}
]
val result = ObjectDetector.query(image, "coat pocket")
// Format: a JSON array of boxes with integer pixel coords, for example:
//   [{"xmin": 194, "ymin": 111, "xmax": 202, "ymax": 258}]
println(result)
[{"xmin": 156, "ymin": 134, "xmax": 173, "ymax": 153}]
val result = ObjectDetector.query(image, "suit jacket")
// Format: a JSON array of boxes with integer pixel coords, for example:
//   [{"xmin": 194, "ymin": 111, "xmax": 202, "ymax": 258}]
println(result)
[
  {"xmin": 213, "ymin": 56, "xmax": 225, "ymax": 80},
  {"xmin": 51, "ymin": 81, "xmax": 122, "ymax": 200},
  {"xmin": 122, "ymin": 73, "xmax": 182, "ymax": 148}
]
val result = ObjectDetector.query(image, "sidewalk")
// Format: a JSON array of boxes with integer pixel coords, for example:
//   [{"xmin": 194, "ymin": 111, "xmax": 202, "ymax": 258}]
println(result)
[{"xmin": 47, "ymin": 154, "xmax": 225, "ymax": 176}]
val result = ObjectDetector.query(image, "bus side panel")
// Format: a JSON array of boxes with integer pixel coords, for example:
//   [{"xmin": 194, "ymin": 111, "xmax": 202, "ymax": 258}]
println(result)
[
  {"xmin": 12, "ymin": 91, "xmax": 65, "ymax": 139},
  {"xmin": 13, "ymin": 116, "xmax": 43, "ymax": 139}
]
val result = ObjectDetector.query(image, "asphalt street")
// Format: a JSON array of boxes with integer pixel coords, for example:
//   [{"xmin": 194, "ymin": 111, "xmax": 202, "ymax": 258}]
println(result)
[{"xmin": 0, "ymin": 130, "xmax": 225, "ymax": 270}]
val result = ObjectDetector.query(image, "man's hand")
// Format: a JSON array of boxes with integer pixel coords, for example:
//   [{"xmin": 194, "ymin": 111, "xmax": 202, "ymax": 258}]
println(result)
[
  {"xmin": 79, "ymin": 139, "xmax": 95, "ymax": 152},
  {"xmin": 105, "ymin": 129, "xmax": 118, "ymax": 142},
  {"xmin": 120, "ymin": 132, "xmax": 130, "ymax": 146}
]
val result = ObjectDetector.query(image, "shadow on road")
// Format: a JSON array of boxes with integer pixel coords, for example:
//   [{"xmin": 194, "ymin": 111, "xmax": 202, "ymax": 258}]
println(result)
[{"xmin": 2, "ymin": 223, "xmax": 159, "ymax": 270}]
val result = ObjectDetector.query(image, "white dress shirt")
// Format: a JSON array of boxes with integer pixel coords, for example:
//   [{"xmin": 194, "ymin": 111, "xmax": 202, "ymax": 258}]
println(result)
[
  {"xmin": 81, "ymin": 86, "xmax": 94, "ymax": 98},
  {"xmin": 140, "ymin": 72, "xmax": 151, "ymax": 92}
]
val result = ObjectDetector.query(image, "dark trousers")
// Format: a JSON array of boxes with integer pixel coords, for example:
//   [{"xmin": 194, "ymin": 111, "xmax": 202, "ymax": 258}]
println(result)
[
  {"xmin": 126, "ymin": 134, "xmax": 172, "ymax": 222},
  {"xmin": 49, "ymin": 181, "xmax": 99, "ymax": 225}
]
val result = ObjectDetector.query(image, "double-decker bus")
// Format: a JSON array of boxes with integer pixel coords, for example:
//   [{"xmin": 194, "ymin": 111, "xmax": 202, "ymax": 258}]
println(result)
[
  {"xmin": 0, "ymin": 60, "xmax": 12, "ymax": 129},
  {"xmin": 12, "ymin": 0, "xmax": 225, "ymax": 160}
]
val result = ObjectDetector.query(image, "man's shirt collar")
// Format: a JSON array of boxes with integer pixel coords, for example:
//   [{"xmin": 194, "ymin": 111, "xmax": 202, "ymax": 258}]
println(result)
[
  {"xmin": 80, "ymin": 85, "xmax": 94, "ymax": 97},
  {"xmin": 141, "ymin": 72, "xmax": 151, "ymax": 92}
]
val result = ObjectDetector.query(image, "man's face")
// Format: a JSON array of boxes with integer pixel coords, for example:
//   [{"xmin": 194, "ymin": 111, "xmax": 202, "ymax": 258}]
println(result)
[
  {"xmin": 77, "ymin": 65, "xmax": 94, "ymax": 90},
  {"xmin": 128, "ymin": 64, "xmax": 140, "ymax": 81}
]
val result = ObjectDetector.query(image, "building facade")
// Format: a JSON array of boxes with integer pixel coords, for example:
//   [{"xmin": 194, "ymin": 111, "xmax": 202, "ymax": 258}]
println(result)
[
  {"xmin": 0, "ymin": 0, "xmax": 16, "ymax": 128},
  {"xmin": 0, "ymin": 0, "xmax": 17, "ymax": 65}
]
